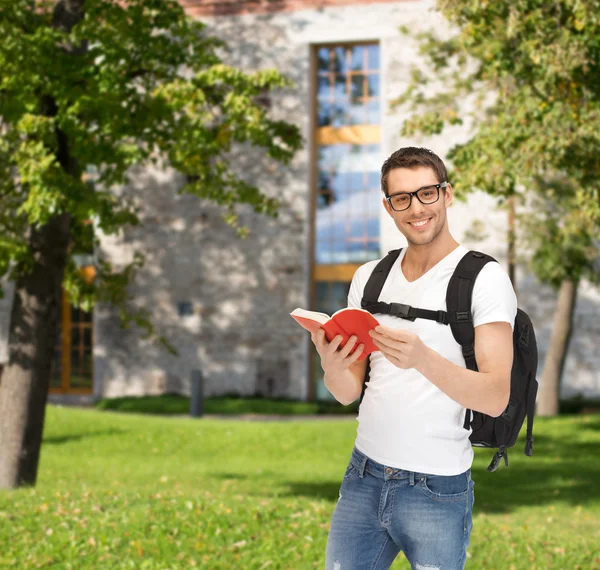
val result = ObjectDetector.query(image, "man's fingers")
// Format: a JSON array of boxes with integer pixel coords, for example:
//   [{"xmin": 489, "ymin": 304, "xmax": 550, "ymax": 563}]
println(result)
[
  {"xmin": 317, "ymin": 330, "xmax": 363, "ymax": 360},
  {"xmin": 373, "ymin": 326, "xmax": 412, "ymax": 342},
  {"xmin": 371, "ymin": 332, "xmax": 402, "ymax": 351},
  {"xmin": 348, "ymin": 343, "xmax": 365, "ymax": 362},
  {"xmin": 339, "ymin": 335, "xmax": 358, "ymax": 358},
  {"xmin": 328, "ymin": 334, "xmax": 344, "ymax": 353},
  {"xmin": 312, "ymin": 328, "xmax": 326, "ymax": 345}
]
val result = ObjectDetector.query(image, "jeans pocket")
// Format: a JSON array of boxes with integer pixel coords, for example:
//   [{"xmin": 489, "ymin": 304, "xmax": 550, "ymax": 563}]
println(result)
[
  {"xmin": 420, "ymin": 471, "xmax": 469, "ymax": 502},
  {"xmin": 342, "ymin": 461, "xmax": 361, "ymax": 482}
]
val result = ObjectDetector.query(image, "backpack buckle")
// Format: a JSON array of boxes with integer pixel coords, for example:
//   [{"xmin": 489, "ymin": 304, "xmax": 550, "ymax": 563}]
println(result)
[
  {"xmin": 456, "ymin": 311, "xmax": 471, "ymax": 322},
  {"xmin": 487, "ymin": 446, "xmax": 509, "ymax": 472},
  {"xmin": 524, "ymin": 435, "xmax": 534, "ymax": 457},
  {"xmin": 389, "ymin": 303, "xmax": 415, "ymax": 321}
]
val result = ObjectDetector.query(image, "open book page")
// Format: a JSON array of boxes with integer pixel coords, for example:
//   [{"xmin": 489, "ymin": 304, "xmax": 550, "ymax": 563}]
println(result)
[
  {"xmin": 289, "ymin": 308, "xmax": 330, "ymax": 325},
  {"xmin": 289, "ymin": 308, "xmax": 331, "ymax": 335},
  {"xmin": 331, "ymin": 307, "xmax": 372, "ymax": 318}
]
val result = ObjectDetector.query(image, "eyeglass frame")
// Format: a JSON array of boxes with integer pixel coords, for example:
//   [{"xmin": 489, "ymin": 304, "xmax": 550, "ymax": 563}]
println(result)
[{"xmin": 385, "ymin": 181, "xmax": 448, "ymax": 212}]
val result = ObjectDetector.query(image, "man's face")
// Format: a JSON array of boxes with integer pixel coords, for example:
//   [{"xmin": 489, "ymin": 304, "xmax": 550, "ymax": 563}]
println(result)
[{"xmin": 382, "ymin": 166, "xmax": 452, "ymax": 247}]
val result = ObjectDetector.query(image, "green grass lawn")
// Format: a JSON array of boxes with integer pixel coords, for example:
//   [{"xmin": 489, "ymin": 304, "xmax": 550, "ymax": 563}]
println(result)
[{"xmin": 0, "ymin": 407, "xmax": 599, "ymax": 570}]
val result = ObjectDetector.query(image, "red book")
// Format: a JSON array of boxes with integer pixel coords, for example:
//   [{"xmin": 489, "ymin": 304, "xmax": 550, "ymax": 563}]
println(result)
[{"xmin": 290, "ymin": 307, "xmax": 380, "ymax": 361}]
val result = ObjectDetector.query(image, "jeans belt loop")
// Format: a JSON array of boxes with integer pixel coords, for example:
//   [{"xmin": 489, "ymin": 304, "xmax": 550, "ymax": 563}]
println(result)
[
  {"xmin": 409, "ymin": 471, "xmax": 415, "ymax": 486},
  {"xmin": 358, "ymin": 455, "xmax": 367, "ymax": 479}
]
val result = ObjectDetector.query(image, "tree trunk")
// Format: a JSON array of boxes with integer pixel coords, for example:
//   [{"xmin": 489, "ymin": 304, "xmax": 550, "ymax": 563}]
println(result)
[
  {"xmin": 537, "ymin": 279, "xmax": 579, "ymax": 417},
  {"xmin": 0, "ymin": 215, "xmax": 71, "ymax": 488},
  {"xmin": 0, "ymin": 0, "xmax": 85, "ymax": 490},
  {"xmin": 507, "ymin": 195, "xmax": 516, "ymax": 294}
]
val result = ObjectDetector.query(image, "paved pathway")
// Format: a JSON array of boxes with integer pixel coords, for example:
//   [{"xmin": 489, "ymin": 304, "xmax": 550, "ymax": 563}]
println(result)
[{"xmin": 201, "ymin": 413, "xmax": 356, "ymax": 422}]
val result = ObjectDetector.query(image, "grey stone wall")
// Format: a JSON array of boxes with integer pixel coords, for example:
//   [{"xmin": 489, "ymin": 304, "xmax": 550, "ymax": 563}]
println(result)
[{"xmin": 95, "ymin": 159, "xmax": 310, "ymax": 399}]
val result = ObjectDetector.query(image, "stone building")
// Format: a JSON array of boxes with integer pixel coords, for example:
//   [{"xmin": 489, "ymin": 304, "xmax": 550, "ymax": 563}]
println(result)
[{"xmin": 0, "ymin": 0, "xmax": 599, "ymax": 402}]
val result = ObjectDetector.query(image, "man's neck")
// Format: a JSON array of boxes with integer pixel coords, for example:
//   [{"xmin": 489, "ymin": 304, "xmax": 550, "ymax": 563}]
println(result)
[{"xmin": 402, "ymin": 238, "xmax": 460, "ymax": 280}]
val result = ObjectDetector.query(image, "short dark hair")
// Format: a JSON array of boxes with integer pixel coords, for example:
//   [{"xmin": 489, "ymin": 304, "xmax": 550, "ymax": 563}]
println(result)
[{"xmin": 381, "ymin": 147, "xmax": 447, "ymax": 197}]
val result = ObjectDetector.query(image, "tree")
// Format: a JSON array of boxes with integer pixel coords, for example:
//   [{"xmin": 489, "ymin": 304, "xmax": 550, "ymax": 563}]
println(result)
[
  {"xmin": 0, "ymin": 0, "xmax": 302, "ymax": 489},
  {"xmin": 394, "ymin": 0, "xmax": 600, "ymax": 416}
]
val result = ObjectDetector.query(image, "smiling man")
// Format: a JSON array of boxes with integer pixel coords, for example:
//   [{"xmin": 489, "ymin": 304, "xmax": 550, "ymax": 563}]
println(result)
[{"xmin": 311, "ymin": 147, "xmax": 517, "ymax": 570}]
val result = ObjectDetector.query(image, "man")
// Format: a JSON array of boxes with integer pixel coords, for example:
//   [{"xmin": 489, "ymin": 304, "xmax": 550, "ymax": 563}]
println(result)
[{"xmin": 312, "ymin": 147, "xmax": 517, "ymax": 570}]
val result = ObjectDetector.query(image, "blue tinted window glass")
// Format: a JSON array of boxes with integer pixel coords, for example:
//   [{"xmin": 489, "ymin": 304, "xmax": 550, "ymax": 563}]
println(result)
[
  {"xmin": 314, "ymin": 183, "xmax": 380, "ymax": 261},
  {"xmin": 332, "ymin": 220, "xmax": 346, "ymax": 241},
  {"xmin": 368, "ymin": 197, "xmax": 382, "ymax": 215},
  {"xmin": 330, "ymin": 172, "xmax": 345, "ymax": 195},
  {"xmin": 314, "ymin": 46, "xmax": 380, "ymax": 265},
  {"xmin": 317, "ymin": 145, "xmax": 331, "ymax": 170},
  {"xmin": 367, "ymin": 217, "xmax": 379, "ymax": 238},
  {"xmin": 332, "ymin": 281, "xmax": 349, "ymax": 310},
  {"xmin": 351, "ymin": 46, "xmax": 365, "ymax": 71},
  {"xmin": 317, "ymin": 102, "xmax": 332, "ymax": 127},
  {"xmin": 348, "ymin": 172, "xmax": 364, "ymax": 192},
  {"xmin": 316, "ymin": 44, "xmax": 379, "ymax": 130},
  {"xmin": 334, "ymin": 47, "xmax": 347, "ymax": 74},
  {"xmin": 334, "ymin": 75, "xmax": 346, "ymax": 99},
  {"xmin": 367, "ymin": 45, "xmax": 379, "ymax": 70},
  {"xmin": 368, "ymin": 171, "xmax": 380, "ymax": 189},
  {"xmin": 317, "ymin": 48, "xmax": 330, "ymax": 72},
  {"xmin": 367, "ymin": 74, "xmax": 380, "ymax": 98},
  {"xmin": 316, "ymin": 172, "xmax": 334, "ymax": 209},
  {"xmin": 350, "ymin": 74, "xmax": 366, "ymax": 99},
  {"xmin": 350, "ymin": 218, "xmax": 366, "ymax": 239},
  {"xmin": 318, "ymin": 75, "xmax": 330, "ymax": 98},
  {"xmin": 366, "ymin": 100, "xmax": 380, "ymax": 125},
  {"xmin": 348, "ymin": 103, "xmax": 365, "ymax": 125}
]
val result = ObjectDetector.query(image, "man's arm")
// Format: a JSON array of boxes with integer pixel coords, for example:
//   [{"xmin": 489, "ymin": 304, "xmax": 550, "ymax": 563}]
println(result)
[
  {"xmin": 324, "ymin": 356, "xmax": 367, "ymax": 406},
  {"xmin": 312, "ymin": 329, "xmax": 367, "ymax": 406},
  {"xmin": 415, "ymin": 321, "xmax": 513, "ymax": 417}
]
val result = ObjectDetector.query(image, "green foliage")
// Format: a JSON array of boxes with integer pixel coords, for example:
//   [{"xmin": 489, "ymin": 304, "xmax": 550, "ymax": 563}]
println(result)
[
  {"xmin": 559, "ymin": 394, "xmax": 600, "ymax": 414},
  {"xmin": 0, "ymin": 0, "xmax": 302, "ymax": 341},
  {"xmin": 0, "ymin": 407, "xmax": 598, "ymax": 568},
  {"xmin": 393, "ymin": 0, "xmax": 600, "ymax": 289},
  {"xmin": 95, "ymin": 394, "xmax": 360, "ymax": 415}
]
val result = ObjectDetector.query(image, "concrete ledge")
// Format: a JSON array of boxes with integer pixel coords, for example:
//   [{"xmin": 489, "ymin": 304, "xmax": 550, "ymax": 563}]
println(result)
[{"xmin": 48, "ymin": 394, "xmax": 96, "ymax": 407}]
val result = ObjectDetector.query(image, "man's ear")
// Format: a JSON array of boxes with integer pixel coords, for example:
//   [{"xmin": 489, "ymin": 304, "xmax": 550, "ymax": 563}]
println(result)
[
  {"xmin": 382, "ymin": 197, "xmax": 393, "ymax": 217},
  {"xmin": 445, "ymin": 184, "xmax": 454, "ymax": 208}
]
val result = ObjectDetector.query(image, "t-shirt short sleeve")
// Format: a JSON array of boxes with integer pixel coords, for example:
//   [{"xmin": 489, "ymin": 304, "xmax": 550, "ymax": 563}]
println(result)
[{"xmin": 471, "ymin": 262, "xmax": 518, "ymax": 330}]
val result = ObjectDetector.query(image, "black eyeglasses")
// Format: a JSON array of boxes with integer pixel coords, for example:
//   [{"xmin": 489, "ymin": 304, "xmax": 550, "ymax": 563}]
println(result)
[{"xmin": 386, "ymin": 182, "xmax": 447, "ymax": 212}]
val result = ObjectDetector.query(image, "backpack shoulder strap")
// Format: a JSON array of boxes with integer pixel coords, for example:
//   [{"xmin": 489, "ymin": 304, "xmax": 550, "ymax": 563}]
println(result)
[
  {"xmin": 446, "ymin": 250, "xmax": 496, "ymax": 372},
  {"xmin": 359, "ymin": 249, "xmax": 402, "ymax": 405},
  {"xmin": 447, "ymin": 250, "xmax": 496, "ymax": 430},
  {"xmin": 361, "ymin": 249, "xmax": 403, "ymax": 307}
]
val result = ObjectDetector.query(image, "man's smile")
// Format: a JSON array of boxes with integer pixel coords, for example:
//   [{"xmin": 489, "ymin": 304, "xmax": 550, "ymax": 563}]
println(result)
[{"xmin": 408, "ymin": 217, "xmax": 433, "ymax": 229}]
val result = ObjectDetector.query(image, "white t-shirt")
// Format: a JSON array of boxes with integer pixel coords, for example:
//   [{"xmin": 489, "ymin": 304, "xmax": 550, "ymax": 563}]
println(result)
[{"xmin": 348, "ymin": 244, "xmax": 517, "ymax": 476}]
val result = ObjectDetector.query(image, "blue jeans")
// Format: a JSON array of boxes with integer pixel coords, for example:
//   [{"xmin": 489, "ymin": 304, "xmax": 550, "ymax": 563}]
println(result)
[{"xmin": 325, "ymin": 447, "xmax": 475, "ymax": 570}]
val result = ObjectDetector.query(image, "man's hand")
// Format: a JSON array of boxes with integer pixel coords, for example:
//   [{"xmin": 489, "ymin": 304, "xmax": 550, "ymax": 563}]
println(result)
[
  {"xmin": 311, "ymin": 328, "xmax": 364, "ymax": 375},
  {"xmin": 369, "ymin": 325, "xmax": 429, "ymax": 369}
]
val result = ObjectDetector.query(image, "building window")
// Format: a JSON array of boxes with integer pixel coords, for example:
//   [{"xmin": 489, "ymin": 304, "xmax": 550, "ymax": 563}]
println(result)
[
  {"xmin": 311, "ymin": 43, "xmax": 381, "ymax": 401},
  {"xmin": 50, "ymin": 219, "xmax": 95, "ymax": 394},
  {"xmin": 50, "ymin": 294, "xmax": 94, "ymax": 394}
]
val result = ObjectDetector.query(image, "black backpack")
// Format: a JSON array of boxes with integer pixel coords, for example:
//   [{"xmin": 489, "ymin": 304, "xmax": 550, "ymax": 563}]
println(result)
[{"xmin": 359, "ymin": 248, "xmax": 539, "ymax": 472}]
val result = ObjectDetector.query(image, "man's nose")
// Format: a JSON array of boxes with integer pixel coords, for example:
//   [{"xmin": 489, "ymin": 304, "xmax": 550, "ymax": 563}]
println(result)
[{"xmin": 408, "ymin": 195, "xmax": 426, "ymax": 215}]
